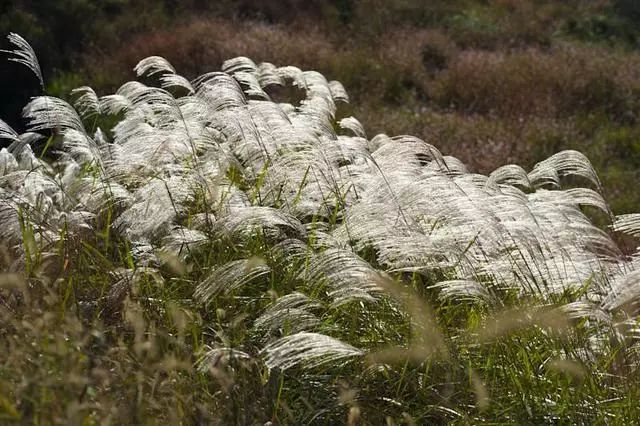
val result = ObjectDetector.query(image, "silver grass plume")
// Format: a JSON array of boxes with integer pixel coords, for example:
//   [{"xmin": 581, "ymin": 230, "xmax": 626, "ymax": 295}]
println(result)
[
  {"xmin": 160, "ymin": 227, "xmax": 208, "ymax": 257},
  {"xmin": 253, "ymin": 292, "xmax": 322, "ymax": 335},
  {"xmin": 71, "ymin": 86, "xmax": 100, "ymax": 118},
  {"xmin": 194, "ymin": 258, "xmax": 271, "ymax": 304},
  {"xmin": 0, "ymin": 119, "xmax": 19, "ymax": 142},
  {"xmin": 197, "ymin": 347, "xmax": 253, "ymax": 373},
  {"xmin": 613, "ymin": 214, "xmax": 640, "ymax": 238},
  {"xmin": 328, "ymin": 80, "xmax": 349, "ymax": 103},
  {"xmin": 602, "ymin": 270, "xmax": 640, "ymax": 313},
  {"xmin": 339, "ymin": 116, "xmax": 366, "ymax": 138},
  {"xmin": 1, "ymin": 33, "xmax": 43, "ymax": 88},
  {"xmin": 212, "ymin": 206, "xmax": 306, "ymax": 241},
  {"xmin": 528, "ymin": 150, "xmax": 602, "ymax": 192},
  {"xmin": 257, "ymin": 62, "xmax": 284, "ymax": 88},
  {"xmin": 23, "ymin": 96, "xmax": 85, "ymax": 133},
  {"xmin": 135, "ymin": 56, "xmax": 195, "ymax": 94},
  {"xmin": 0, "ymin": 149, "xmax": 18, "ymax": 176},
  {"xmin": 487, "ymin": 164, "xmax": 531, "ymax": 189},
  {"xmin": 430, "ymin": 279, "xmax": 496, "ymax": 303},
  {"xmin": 261, "ymin": 332, "xmax": 363, "ymax": 370},
  {"xmin": 160, "ymin": 74, "xmax": 195, "ymax": 94},
  {"xmin": 134, "ymin": 56, "xmax": 176, "ymax": 77},
  {"xmin": 222, "ymin": 56, "xmax": 258, "ymax": 74},
  {"xmin": 300, "ymin": 248, "xmax": 382, "ymax": 306}
]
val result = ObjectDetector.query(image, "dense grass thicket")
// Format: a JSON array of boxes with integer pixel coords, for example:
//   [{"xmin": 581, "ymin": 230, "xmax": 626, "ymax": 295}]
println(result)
[{"xmin": 3, "ymin": 33, "xmax": 640, "ymax": 424}]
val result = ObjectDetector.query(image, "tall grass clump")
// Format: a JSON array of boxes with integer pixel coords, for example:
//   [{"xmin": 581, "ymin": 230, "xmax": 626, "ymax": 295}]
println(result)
[{"xmin": 4, "ymin": 33, "xmax": 640, "ymax": 423}]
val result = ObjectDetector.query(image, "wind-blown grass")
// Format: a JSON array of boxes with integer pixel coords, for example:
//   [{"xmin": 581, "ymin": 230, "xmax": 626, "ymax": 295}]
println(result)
[{"xmin": 2, "ymin": 33, "xmax": 640, "ymax": 423}]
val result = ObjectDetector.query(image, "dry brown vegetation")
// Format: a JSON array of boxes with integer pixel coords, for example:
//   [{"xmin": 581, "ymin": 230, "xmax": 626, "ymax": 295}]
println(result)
[{"xmin": 433, "ymin": 45, "xmax": 640, "ymax": 119}]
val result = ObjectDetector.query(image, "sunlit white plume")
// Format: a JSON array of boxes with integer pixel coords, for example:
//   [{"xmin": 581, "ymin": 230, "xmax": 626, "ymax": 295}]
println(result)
[
  {"xmin": 1, "ymin": 33, "xmax": 43, "ymax": 88},
  {"xmin": 261, "ymin": 332, "xmax": 363, "ymax": 370},
  {"xmin": 0, "ymin": 119, "xmax": 19, "ymax": 142}
]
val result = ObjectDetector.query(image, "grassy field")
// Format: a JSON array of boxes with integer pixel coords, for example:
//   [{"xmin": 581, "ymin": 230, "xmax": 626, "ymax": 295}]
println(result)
[
  {"xmin": 2, "ymin": 29, "xmax": 640, "ymax": 424},
  {"xmin": 3, "ymin": 1, "xmax": 640, "ymax": 424}
]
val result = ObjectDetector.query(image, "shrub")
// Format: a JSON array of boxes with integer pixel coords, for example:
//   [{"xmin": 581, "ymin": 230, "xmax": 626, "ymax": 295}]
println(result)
[{"xmin": 431, "ymin": 44, "xmax": 640, "ymax": 120}]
